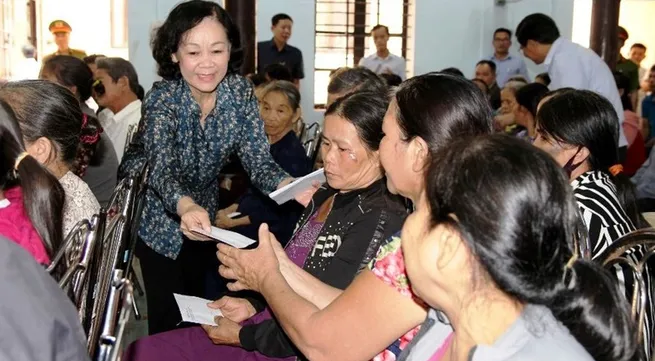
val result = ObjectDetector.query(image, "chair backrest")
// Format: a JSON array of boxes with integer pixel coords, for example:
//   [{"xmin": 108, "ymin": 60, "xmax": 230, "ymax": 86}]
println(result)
[
  {"xmin": 123, "ymin": 123, "xmax": 139, "ymax": 156},
  {"xmin": 94, "ymin": 269, "xmax": 134, "ymax": 361},
  {"xmin": 594, "ymin": 228, "xmax": 655, "ymax": 358}
]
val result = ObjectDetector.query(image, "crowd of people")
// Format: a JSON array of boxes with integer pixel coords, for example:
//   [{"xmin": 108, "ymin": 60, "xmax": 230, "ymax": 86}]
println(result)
[{"xmin": 1, "ymin": 0, "xmax": 654, "ymax": 360}]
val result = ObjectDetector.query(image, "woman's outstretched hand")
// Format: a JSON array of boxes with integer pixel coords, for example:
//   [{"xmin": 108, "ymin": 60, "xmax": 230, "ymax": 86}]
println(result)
[{"xmin": 217, "ymin": 224, "xmax": 280, "ymax": 292}]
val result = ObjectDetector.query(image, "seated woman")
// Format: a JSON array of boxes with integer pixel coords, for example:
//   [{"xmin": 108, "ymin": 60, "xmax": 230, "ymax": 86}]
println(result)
[
  {"xmin": 511, "ymin": 82, "xmax": 549, "ymax": 141},
  {"xmin": 534, "ymin": 89, "xmax": 653, "ymax": 358},
  {"xmin": 41, "ymin": 55, "xmax": 119, "ymax": 207},
  {"xmin": 124, "ymin": 91, "xmax": 408, "ymax": 360},
  {"xmin": 494, "ymin": 80, "xmax": 526, "ymax": 131},
  {"xmin": 534, "ymin": 89, "xmax": 645, "ymax": 251},
  {"xmin": 0, "ymin": 100, "xmax": 65, "ymax": 268},
  {"xmin": 0, "ymin": 80, "xmax": 101, "ymax": 235},
  {"xmin": 214, "ymin": 74, "xmax": 493, "ymax": 361},
  {"xmin": 399, "ymin": 134, "xmax": 638, "ymax": 361},
  {"xmin": 216, "ymin": 81, "xmax": 311, "ymax": 244}
]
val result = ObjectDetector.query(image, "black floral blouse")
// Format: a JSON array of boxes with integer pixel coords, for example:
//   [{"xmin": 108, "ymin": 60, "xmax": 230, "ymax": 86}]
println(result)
[{"xmin": 119, "ymin": 73, "xmax": 288, "ymax": 259}]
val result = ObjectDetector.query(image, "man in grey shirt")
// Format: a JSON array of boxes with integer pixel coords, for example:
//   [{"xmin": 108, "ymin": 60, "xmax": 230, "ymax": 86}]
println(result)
[{"xmin": 0, "ymin": 237, "xmax": 89, "ymax": 361}]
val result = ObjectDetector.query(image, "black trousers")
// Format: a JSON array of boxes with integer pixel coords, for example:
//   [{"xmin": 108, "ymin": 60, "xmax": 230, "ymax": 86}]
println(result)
[{"xmin": 135, "ymin": 238, "xmax": 217, "ymax": 335}]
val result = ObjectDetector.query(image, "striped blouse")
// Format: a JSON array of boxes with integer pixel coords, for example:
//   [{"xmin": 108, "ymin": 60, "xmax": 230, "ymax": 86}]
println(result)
[{"xmin": 571, "ymin": 170, "xmax": 635, "ymax": 256}]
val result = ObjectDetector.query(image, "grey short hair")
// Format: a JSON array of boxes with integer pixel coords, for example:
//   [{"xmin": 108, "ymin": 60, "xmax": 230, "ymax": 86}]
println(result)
[{"xmin": 261, "ymin": 80, "xmax": 301, "ymax": 110}]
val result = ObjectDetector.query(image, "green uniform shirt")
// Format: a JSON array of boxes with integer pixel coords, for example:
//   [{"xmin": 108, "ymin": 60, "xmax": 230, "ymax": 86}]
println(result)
[
  {"xmin": 42, "ymin": 48, "xmax": 87, "ymax": 63},
  {"xmin": 617, "ymin": 56, "xmax": 640, "ymax": 92}
]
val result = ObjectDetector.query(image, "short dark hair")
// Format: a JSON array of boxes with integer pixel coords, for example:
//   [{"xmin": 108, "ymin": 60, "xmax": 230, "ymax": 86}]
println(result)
[
  {"xmin": 514, "ymin": 82, "xmax": 549, "ymax": 118},
  {"xmin": 247, "ymin": 73, "xmax": 268, "ymax": 87},
  {"xmin": 325, "ymin": 91, "xmax": 388, "ymax": 152},
  {"xmin": 152, "ymin": 0, "xmax": 242, "ymax": 80},
  {"xmin": 425, "ymin": 133, "xmax": 638, "ymax": 361},
  {"xmin": 82, "ymin": 54, "xmax": 106, "ymax": 66},
  {"xmin": 535, "ymin": 72, "xmax": 551, "ymax": 86},
  {"xmin": 272, "ymin": 13, "xmax": 292, "ymax": 26},
  {"xmin": 96, "ymin": 57, "xmax": 140, "ymax": 97},
  {"xmin": 380, "ymin": 73, "xmax": 402, "ymax": 87},
  {"xmin": 263, "ymin": 63, "xmax": 293, "ymax": 82},
  {"xmin": 41, "ymin": 55, "xmax": 94, "ymax": 101},
  {"xmin": 631, "ymin": 43, "xmax": 646, "ymax": 51},
  {"xmin": 439, "ymin": 67, "xmax": 465, "ymax": 77},
  {"xmin": 515, "ymin": 13, "xmax": 560, "ymax": 47},
  {"xmin": 476, "ymin": 60, "xmax": 497, "ymax": 74},
  {"xmin": 327, "ymin": 67, "xmax": 387, "ymax": 97},
  {"xmin": 371, "ymin": 24, "xmax": 389, "ymax": 35},
  {"xmin": 472, "ymin": 78, "xmax": 489, "ymax": 93},
  {"xmin": 493, "ymin": 28, "xmax": 512, "ymax": 38}
]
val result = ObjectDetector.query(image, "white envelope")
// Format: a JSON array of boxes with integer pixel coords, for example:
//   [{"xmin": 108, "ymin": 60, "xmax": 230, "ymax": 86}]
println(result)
[
  {"xmin": 191, "ymin": 226, "xmax": 256, "ymax": 248},
  {"xmin": 269, "ymin": 168, "xmax": 326, "ymax": 205},
  {"xmin": 174, "ymin": 294, "xmax": 223, "ymax": 326}
]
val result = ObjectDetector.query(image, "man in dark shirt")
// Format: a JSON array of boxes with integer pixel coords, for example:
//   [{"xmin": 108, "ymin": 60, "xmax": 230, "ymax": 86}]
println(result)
[
  {"xmin": 475, "ymin": 60, "xmax": 501, "ymax": 110},
  {"xmin": 257, "ymin": 13, "xmax": 304, "ymax": 86}
]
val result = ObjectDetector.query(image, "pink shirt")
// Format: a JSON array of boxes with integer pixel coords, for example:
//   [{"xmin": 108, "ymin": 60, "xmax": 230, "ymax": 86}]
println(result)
[
  {"xmin": 0, "ymin": 187, "xmax": 50, "ymax": 264},
  {"xmin": 428, "ymin": 333, "xmax": 454, "ymax": 361}
]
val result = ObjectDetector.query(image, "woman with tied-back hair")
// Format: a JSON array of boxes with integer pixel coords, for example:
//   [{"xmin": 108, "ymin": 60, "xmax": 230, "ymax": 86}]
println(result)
[
  {"xmin": 511, "ymin": 82, "xmax": 549, "ymax": 140},
  {"xmin": 399, "ymin": 134, "xmax": 638, "ymax": 361},
  {"xmin": 0, "ymin": 99, "xmax": 65, "ymax": 270},
  {"xmin": 0, "ymin": 80, "xmax": 100, "ymax": 236},
  {"xmin": 40, "ymin": 54, "xmax": 119, "ymax": 207},
  {"xmin": 215, "ymin": 73, "xmax": 493, "ymax": 361},
  {"xmin": 326, "ymin": 66, "xmax": 388, "ymax": 107},
  {"xmin": 534, "ymin": 88, "xmax": 652, "ymax": 358}
]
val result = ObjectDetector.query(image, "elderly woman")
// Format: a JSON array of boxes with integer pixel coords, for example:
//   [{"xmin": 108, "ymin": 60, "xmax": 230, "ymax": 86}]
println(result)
[
  {"xmin": 399, "ymin": 134, "xmax": 637, "ymax": 361},
  {"xmin": 216, "ymin": 81, "xmax": 311, "ymax": 244},
  {"xmin": 215, "ymin": 74, "xmax": 493, "ymax": 361},
  {"xmin": 116, "ymin": 1, "xmax": 305, "ymax": 335},
  {"xmin": 124, "ymin": 91, "xmax": 408, "ymax": 360}
]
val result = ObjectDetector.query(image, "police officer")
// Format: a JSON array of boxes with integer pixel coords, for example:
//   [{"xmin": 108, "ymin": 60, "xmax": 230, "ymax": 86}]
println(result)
[{"xmin": 42, "ymin": 20, "xmax": 87, "ymax": 62}]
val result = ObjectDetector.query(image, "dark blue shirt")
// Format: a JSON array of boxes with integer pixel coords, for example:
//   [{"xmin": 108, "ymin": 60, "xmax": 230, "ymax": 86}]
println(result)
[
  {"xmin": 234, "ymin": 131, "xmax": 311, "ymax": 244},
  {"xmin": 257, "ymin": 39, "xmax": 304, "ymax": 80},
  {"xmin": 119, "ymin": 74, "xmax": 289, "ymax": 259}
]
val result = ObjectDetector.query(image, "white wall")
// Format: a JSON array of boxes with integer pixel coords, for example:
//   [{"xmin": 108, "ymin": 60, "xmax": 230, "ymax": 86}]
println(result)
[{"xmin": 256, "ymin": 0, "xmax": 319, "ymax": 123}]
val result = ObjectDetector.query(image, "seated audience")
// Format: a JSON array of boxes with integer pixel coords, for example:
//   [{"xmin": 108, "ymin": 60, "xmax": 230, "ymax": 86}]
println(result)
[
  {"xmin": 507, "ymin": 75, "xmax": 528, "ymax": 83},
  {"xmin": 399, "ymin": 134, "xmax": 638, "ymax": 361},
  {"xmin": 216, "ymin": 81, "xmax": 311, "ymax": 244},
  {"xmin": 0, "ymin": 100, "xmax": 65, "ymax": 267},
  {"xmin": 40, "ymin": 55, "xmax": 119, "ymax": 207},
  {"xmin": 535, "ymin": 72, "xmax": 551, "ymax": 86},
  {"xmin": 0, "ymin": 80, "xmax": 100, "ymax": 235},
  {"xmin": 0, "ymin": 236, "xmax": 90, "ymax": 361},
  {"xmin": 94, "ymin": 57, "xmax": 142, "ymax": 163},
  {"xmin": 511, "ymin": 82, "xmax": 549, "ymax": 140},
  {"xmin": 124, "ymin": 91, "xmax": 408, "ymax": 361},
  {"xmin": 212, "ymin": 74, "xmax": 493, "ymax": 361}
]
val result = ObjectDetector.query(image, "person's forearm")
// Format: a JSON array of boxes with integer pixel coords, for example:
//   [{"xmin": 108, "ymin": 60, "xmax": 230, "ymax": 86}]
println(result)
[
  {"xmin": 259, "ymin": 270, "xmax": 332, "ymax": 361},
  {"xmin": 233, "ymin": 216, "xmax": 251, "ymax": 227},
  {"xmin": 177, "ymin": 196, "xmax": 195, "ymax": 216},
  {"xmin": 280, "ymin": 259, "xmax": 342, "ymax": 309}
]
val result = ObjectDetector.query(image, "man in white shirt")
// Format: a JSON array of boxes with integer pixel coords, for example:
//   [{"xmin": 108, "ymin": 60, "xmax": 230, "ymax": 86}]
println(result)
[
  {"xmin": 516, "ymin": 13, "xmax": 629, "ymax": 157},
  {"xmin": 358, "ymin": 24, "xmax": 406, "ymax": 80},
  {"xmin": 94, "ymin": 57, "xmax": 142, "ymax": 163},
  {"xmin": 11, "ymin": 45, "xmax": 40, "ymax": 81}
]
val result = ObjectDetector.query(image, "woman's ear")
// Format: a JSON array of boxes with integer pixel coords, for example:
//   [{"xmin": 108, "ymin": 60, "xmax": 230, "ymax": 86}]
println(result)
[
  {"xmin": 25, "ymin": 137, "xmax": 54, "ymax": 166},
  {"xmin": 576, "ymin": 146, "xmax": 591, "ymax": 164},
  {"xmin": 293, "ymin": 106, "xmax": 302, "ymax": 123},
  {"xmin": 410, "ymin": 136, "xmax": 429, "ymax": 173}
]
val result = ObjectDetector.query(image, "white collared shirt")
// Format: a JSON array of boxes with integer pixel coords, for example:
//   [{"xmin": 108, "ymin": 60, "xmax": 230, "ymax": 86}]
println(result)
[
  {"xmin": 359, "ymin": 52, "xmax": 407, "ymax": 80},
  {"xmin": 100, "ymin": 100, "xmax": 142, "ymax": 162},
  {"xmin": 545, "ymin": 37, "xmax": 628, "ymax": 147}
]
